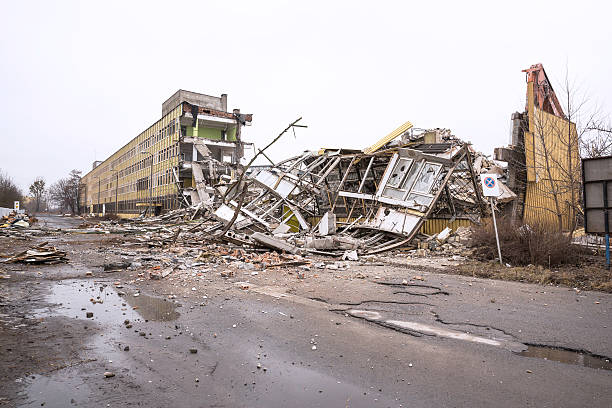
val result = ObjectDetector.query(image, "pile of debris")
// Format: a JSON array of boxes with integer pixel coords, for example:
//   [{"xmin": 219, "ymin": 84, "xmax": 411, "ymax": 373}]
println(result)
[
  {"xmin": 2, "ymin": 242, "xmax": 68, "ymax": 265},
  {"xmin": 0, "ymin": 211, "xmax": 35, "ymax": 229},
  {"xmin": 409, "ymin": 226, "xmax": 473, "ymax": 257},
  {"xmin": 81, "ymin": 120, "xmax": 517, "ymax": 267},
  {"xmin": 156, "ymin": 122, "xmax": 494, "ymax": 257}
]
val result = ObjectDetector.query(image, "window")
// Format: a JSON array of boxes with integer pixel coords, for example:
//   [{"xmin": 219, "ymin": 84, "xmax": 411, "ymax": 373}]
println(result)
[
  {"xmin": 387, "ymin": 158, "xmax": 413, "ymax": 188},
  {"xmin": 412, "ymin": 163, "xmax": 441, "ymax": 193}
]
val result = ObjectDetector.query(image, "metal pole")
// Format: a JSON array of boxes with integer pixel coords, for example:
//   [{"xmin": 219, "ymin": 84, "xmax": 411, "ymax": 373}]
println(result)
[
  {"xmin": 490, "ymin": 196, "xmax": 503, "ymax": 265},
  {"xmin": 115, "ymin": 172, "xmax": 119, "ymax": 216},
  {"xmin": 604, "ymin": 181, "xmax": 610, "ymax": 270},
  {"xmin": 149, "ymin": 153, "xmax": 153, "ymax": 217},
  {"xmin": 97, "ymin": 177, "xmax": 100, "ymax": 217}
]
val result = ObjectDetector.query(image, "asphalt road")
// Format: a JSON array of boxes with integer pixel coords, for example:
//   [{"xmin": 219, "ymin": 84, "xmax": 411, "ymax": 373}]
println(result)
[
  {"xmin": 1, "ymin": 215, "xmax": 610, "ymax": 407},
  {"xmin": 34, "ymin": 213, "xmax": 84, "ymax": 230}
]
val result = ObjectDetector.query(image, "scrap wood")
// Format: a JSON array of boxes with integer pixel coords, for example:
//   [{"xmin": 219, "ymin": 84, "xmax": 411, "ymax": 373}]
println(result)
[
  {"xmin": 5, "ymin": 241, "xmax": 49, "ymax": 260},
  {"xmin": 4, "ymin": 241, "xmax": 68, "ymax": 264}
]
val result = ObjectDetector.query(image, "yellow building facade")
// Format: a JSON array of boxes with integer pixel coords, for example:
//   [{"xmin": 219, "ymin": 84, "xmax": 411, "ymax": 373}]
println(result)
[{"xmin": 79, "ymin": 90, "xmax": 252, "ymax": 217}]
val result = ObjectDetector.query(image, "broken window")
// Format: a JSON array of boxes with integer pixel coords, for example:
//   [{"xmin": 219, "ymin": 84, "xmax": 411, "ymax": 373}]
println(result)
[
  {"xmin": 412, "ymin": 163, "xmax": 441, "ymax": 193},
  {"xmin": 387, "ymin": 158, "xmax": 413, "ymax": 188}
]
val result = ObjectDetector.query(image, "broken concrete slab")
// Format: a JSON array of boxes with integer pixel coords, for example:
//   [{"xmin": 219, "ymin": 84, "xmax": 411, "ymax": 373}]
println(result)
[
  {"xmin": 251, "ymin": 232, "xmax": 299, "ymax": 254},
  {"xmin": 318, "ymin": 211, "xmax": 336, "ymax": 236}
]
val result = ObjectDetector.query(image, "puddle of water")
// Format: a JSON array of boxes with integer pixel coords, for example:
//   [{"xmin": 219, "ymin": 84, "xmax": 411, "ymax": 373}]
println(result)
[
  {"xmin": 36, "ymin": 279, "xmax": 180, "ymax": 324},
  {"xmin": 18, "ymin": 371, "xmax": 91, "ymax": 407},
  {"xmin": 123, "ymin": 292, "xmax": 180, "ymax": 321},
  {"xmin": 519, "ymin": 346, "xmax": 612, "ymax": 371},
  {"xmin": 20, "ymin": 280, "xmax": 183, "ymax": 406}
]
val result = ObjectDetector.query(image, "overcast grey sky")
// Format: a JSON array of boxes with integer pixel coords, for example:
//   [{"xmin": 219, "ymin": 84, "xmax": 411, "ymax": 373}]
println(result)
[{"xmin": 1, "ymin": 0, "xmax": 610, "ymax": 191}]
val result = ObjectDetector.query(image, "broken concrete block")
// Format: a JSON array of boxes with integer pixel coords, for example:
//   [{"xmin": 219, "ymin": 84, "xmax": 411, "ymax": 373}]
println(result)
[
  {"xmin": 318, "ymin": 211, "xmax": 336, "ymax": 236},
  {"xmin": 251, "ymin": 232, "xmax": 299, "ymax": 254},
  {"xmin": 273, "ymin": 223, "xmax": 292, "ymax": 235},
  {"xmin": 342, "ymin": 250, "xmax": 358, "ymax": 261},
  {"xmin": 305, "ymin": 235, "xmax": 360, "ymax": 250},
  {"xmin": 436, "ymin": 227, "xmax": 452, "ymax": 243}
]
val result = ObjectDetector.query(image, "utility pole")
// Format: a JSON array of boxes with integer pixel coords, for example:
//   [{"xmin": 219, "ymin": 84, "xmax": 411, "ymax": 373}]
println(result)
[
  {"xmin": 97, "ymin": 176, "xmax": 101, "ymax": 216},
  {"xmin": 116, "ymin": 172, "xmax": 119, "ymax": 216},
  {"xmin": 140, "ymin": 151, "xmax": 154, "ymax": 216},
  {"xmin": 110, "ymin": 169, "xmax": 119, "ymax": 216}
]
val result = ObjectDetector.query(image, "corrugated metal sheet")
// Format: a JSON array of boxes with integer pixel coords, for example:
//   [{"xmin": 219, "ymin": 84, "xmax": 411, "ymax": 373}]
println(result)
[
  {"xmin": 363, "ymin": 121, "xmax": 413, "ymax": 154},
  {"xmin": 521, "ymin": 76, "xmax": 580, "ymax": 230},
  {"xmin": 419, "ymin": 218, "xmax": 474, "ymax": 235},
  {"xmin": 523, "ymin": 182, "xmax": 574, "ymax": 230}
]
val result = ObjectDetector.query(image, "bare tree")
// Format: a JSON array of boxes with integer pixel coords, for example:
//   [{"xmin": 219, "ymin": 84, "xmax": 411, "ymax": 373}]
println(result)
[
  {"xmin": 49, "ymin": 170, "xmax": 81, "ymax": 214},
  {"xmin": 29, "ymin": 177, "xmax": 46, "ymax": 212},
  {"xmin": 582, "ymin": 122, "xmax": 612, "ymax": 158},
  {"xmin": 0, "ymin": 169, "xmax": 23, "ymax": 208}
]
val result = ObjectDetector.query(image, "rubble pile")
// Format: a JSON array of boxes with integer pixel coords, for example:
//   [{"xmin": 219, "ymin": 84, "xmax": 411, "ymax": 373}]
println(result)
[
  {"xmin": 0, "ymin": 211, "xmax": 35, "ymax": 229},
  {"xmin": 2, "ymin": 242, "xmax": 68, "ymax": 265},
  {"xmin": 0, "ymin": 122, "xmax": 518, "ymax": 273},
  {"xmin": 77, "ymin": 122, "xmax": 514, "ymax": 267},
  {"xmin": 408, "ymin": 227, "xmax": 474, "ymax": 257}
]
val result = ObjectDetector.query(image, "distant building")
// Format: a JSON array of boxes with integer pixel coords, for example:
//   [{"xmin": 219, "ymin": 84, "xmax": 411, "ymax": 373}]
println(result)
[{"xmin": 79, "ymin": 90, "xmax": 252, "ymax": 216}]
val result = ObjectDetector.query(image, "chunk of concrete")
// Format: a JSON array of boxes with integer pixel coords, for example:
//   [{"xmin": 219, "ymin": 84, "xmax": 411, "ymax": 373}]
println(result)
[
  {"xmin": 305, "ymin": 236, "xmax": 360, "ymax": 250},
  {"xmin": 318, "ymin": 211, "xmax": 336, "ymax": 236},
  {"xmin": 251, "ymin": 232, "xmax": 299, "ymax": 254},
  {"xmin": 436, "ymin": 227, "xmax": 452, "ymax": 243},
  {"xmin": 342, "ymin": 250, "xmax": 358, "ymax": 261}
]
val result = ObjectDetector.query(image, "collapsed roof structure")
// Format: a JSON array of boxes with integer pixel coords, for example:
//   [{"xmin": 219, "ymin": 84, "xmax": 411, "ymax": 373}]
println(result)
[{"xmin": 192, "ymin": 121, "xmax": 499, "ymax": 255}]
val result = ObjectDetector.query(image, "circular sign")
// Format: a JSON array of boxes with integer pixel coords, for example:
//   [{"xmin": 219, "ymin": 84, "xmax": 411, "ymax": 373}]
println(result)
[{"xmin": 484, "ymin": 177, "xmax": 496, "ymax": 188}]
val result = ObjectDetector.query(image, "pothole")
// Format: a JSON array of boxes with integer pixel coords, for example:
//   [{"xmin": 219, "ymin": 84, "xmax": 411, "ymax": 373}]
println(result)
[{"xmin": 519, "ymin": 345, "xmax": 612, "ymax": 371}]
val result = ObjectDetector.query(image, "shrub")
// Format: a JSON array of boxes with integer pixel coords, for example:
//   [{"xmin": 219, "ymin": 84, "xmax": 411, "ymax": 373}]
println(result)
[{"xmin": 470, "ymin": 218, "xmax": 582, "ymax": 267}]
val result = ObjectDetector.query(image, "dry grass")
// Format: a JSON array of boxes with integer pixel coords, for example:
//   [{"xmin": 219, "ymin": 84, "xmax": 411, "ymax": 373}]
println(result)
[
  {"xmin": 452, "ymin": 260, "xmax": 612, "ymax": 293},
  {"xmin": 470, "ymin": 218, "xmax": 585, "ymax": 267}
]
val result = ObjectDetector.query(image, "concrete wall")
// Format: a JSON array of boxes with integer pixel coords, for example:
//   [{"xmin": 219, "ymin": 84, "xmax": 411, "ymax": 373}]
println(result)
[
  {"xmin": 0, "ymin": 207, "xmax": 24, "ymax": 217},
  {"xmin": 162, "ymin": 90, "xmax": 226, "ymax": 116}
]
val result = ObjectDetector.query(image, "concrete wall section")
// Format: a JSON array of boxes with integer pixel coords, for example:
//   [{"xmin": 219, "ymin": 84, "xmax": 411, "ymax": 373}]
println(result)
[{"xmin": 162, "ymin": 90, "xmax": 224, "ymax": 116}]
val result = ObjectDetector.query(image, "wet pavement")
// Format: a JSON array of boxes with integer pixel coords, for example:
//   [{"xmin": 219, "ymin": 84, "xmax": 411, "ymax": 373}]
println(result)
[{"xmin": 1, "ymin": 218, "xmax": 611, "ymax": 407}]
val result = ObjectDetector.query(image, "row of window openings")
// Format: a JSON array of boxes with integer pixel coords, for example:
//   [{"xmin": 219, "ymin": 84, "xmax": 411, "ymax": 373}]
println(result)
[
  {"xmin": 101, "ymin": 119, "xmax": 178, "ymax": 176},
  {"xmin": 87, "ymin": 197, "xmax": 176, "ymax": 213},
  {"xmin": 94, "ymin": 168, "xmax": 176, "ymax": 196}
]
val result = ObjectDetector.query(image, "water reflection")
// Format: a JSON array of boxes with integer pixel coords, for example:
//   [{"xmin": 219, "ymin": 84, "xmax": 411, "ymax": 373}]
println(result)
[
  {"xmin": 520, "ymin": 346, "xmax": 612, "ymax": 371},
  {"xmin": 123, "ymin": 292, "xmax": 180, "ymax": 321}
]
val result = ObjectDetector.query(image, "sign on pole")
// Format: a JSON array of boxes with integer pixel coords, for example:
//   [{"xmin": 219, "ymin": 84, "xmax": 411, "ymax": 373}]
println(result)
[
  {"xmin": 480, "ymin": 174, "xmax": 503, "ymax": 265},
  {"xmin": 13, "ymin": 201, "xmax": 20, "ymax": 211},
  {"xmin": 582, "ymin": 156, "xmax": 612, "ymax": 269},
  {"xmin": 480, "ymin": 174, "xmax": 500, "ymax": 197}
]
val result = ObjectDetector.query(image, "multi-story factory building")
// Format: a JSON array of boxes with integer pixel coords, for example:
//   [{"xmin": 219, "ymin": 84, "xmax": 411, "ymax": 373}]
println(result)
[{"xmin": 79, "ymin": 90, "xmax": 253, "ymax": 217}]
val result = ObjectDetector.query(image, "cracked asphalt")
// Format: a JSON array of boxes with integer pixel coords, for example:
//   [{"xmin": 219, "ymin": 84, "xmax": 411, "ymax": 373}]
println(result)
[{"xmin": 1, "ymin": 215, "xmax": 611, "ymax": 407}]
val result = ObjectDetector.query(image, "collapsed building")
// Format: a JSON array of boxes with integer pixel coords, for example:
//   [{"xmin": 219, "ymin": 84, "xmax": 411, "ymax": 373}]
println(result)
[
  {"xmin": 79, "ymin": 90, "xmax": 253, "ymax": 216},
  {"xmin": 80, "ymin": 63, "xmax": 578, "ymax": 255},
  {"xmin": 181, "ymin": 122, "xmax": 496, "ymax": 255}
]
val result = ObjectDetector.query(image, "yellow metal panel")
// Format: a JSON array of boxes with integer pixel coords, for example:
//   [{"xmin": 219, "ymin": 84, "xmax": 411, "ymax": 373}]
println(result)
[
  {"xmin": 419, "ymin": 218, "xmax": 474, "ymax": 235},
  {"xmin": 363, "ymin": 121, "xmax": 413, "ymax": 154}
]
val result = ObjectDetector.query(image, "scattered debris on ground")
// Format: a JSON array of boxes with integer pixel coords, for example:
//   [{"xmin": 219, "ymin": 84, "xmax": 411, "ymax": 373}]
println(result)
[
  {"xmin": 0, "ymin": 211, "xmax": 36, "ymax": 229},
  {"xmin": 2, "ymin": 241, "xmax": 68, "ymax": 265}
]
